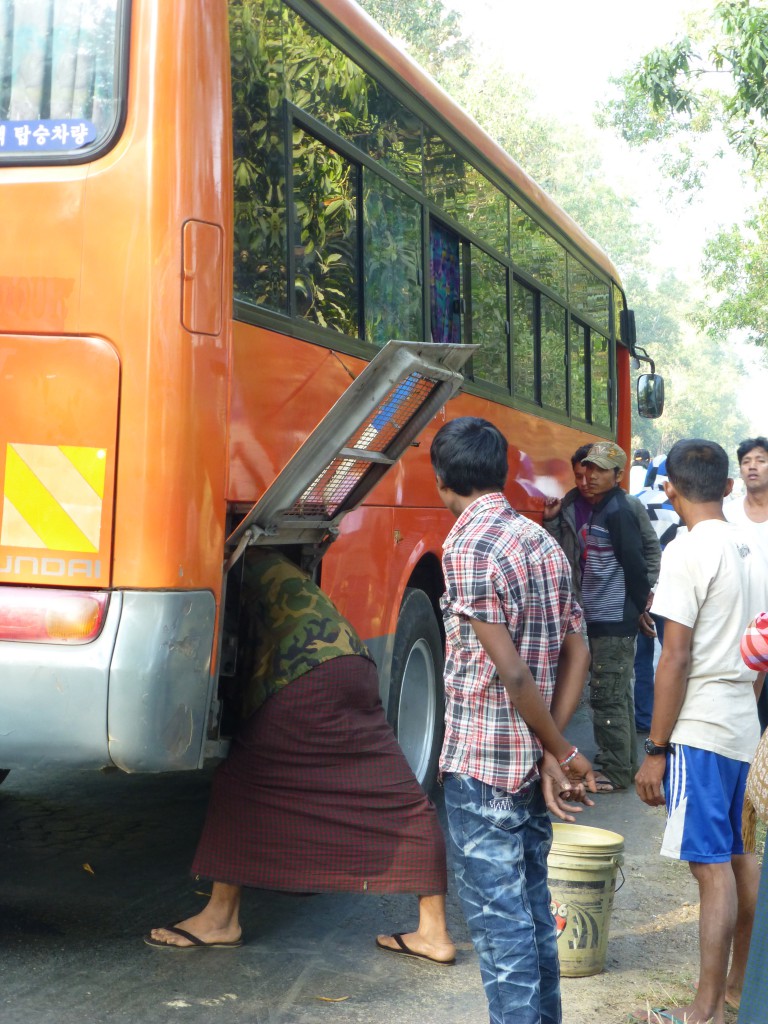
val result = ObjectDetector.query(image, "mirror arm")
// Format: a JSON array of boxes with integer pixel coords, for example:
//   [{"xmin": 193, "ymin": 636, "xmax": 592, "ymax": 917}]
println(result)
[{"xmin": 629, "ymin": 342, "xmax": 655, "ymax": 375}]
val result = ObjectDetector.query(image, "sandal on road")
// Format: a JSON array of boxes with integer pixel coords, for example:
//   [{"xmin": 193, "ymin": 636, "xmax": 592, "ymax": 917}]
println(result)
[
  {"xmin": 593, "ymin": 772, "xmax": 625, "ymax": 793},
  {"xmin": 376, "ymin": 933, "xmax": 455, "ymax": 966},
  {"xmin": 144, "ymin": 924, "xmax": 243, "ymax": 950}
]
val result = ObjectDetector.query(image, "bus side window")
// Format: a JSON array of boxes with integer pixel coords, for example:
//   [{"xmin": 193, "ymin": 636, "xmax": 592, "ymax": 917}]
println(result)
[
  {"xmin": 540, "ymin": 295, "xmax": 567, "ymax": 412},
  {"xmin": 470, "ymin": 246, "xmax": 509, "ymax": 391},
  {"xmin": 570, "ymin": 318, "xmax": 588, "ymax": 421},
  {"xmin": 512, "ymin": 279, "xmax": 536, "ymax": 402},
  {"xmin": 429, "ymin": 222, "xmax": 462, "ymax": 345}
]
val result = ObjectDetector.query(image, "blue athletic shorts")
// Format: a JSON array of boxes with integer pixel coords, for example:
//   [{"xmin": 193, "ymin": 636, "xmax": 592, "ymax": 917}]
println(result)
[{"xmin": 661, "ymin": 743, "xmax": 750, "ymax": 863}]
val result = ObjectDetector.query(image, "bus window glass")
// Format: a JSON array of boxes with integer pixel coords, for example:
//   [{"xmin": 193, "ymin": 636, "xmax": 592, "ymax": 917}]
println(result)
[
  {"xmin": 364, "ymin": 171, "xmax": 423, "ymax": 346},
  {"xmin": 430, "ymin": 221, "xmax": 461, "ymax": 345},
  {"xmin": 591, "ymin": 331, "xmax": 611, "ymax": 427},
  {"xmin": 464, "ymin": 167, "xmax": 507, "ymax": 255},
  {"xmin": 424, "ymin": 129, "xmax": 507, "ymax": 254},
  {"xmin": 231, "ymin": 0, "xmax": 288, "ymax": 314},
  {"xmin": 613, "ymin": 284, "xmax": 626, "ymax": 341},
  {"xmin": 512, "ymin": 279, "xmax": 536, "ymax": 401},
  {"xmin": 361, "ymin": 87, "xmax": 423, "ymax": 189},
  {"xmin": 424, "ymin": 130, "xmax": 466, "ymax": 217},
  {"xmin": 293, "ymin": 128, "xmax": 359, "ymax": 335},
  {"xmin": 509, "ymin": 201, "xmax": 566, "ymax": 296},
  {"xmin": 570, "ymin": 318, "xmax": 587, "ymax": 421},
  {"xmin": 471, "ymin": 247, "xmax": 508, "ymax": 388},
  {"xmin": 540, "ymin": 295, "xmax": 566, "ymax": 411},
  {"xmin": 283, "ymin": 6, "xmax": 423, "ymax": 189},
  {"xmin": 568, "ymin": 256, "xmax": 610, "ymax": 333},
  {"xmin": 0, "ymin": 0, "xmax": 122, "ymax": 159}
]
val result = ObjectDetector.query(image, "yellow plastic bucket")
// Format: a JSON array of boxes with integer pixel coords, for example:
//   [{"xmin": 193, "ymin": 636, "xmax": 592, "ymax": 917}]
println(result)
[{"xmin": 547, "ymin": 822, "xmax": 625, "ymax": 977}]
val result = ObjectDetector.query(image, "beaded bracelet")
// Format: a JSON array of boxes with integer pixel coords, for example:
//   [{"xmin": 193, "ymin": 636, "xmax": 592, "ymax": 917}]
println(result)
[{"xmin": 559, "ymin": 746, "xmax": 578, "ymax": 768}]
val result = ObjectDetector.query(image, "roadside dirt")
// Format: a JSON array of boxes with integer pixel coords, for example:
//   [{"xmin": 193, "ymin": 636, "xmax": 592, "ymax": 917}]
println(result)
[{"xmin": 558, "ymin": 711, "xmax": 742, "ymax": 1024}]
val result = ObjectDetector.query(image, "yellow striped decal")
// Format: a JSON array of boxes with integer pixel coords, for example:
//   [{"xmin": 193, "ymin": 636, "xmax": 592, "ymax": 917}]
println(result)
[{"xmin": 1, "ymin": 444, "xmax": 107, "ymax": 553}]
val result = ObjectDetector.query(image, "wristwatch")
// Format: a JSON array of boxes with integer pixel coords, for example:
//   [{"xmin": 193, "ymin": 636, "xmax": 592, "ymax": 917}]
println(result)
[{"xmin": 644, "ymin": 738, "xmax": 669, "ymax": 756}]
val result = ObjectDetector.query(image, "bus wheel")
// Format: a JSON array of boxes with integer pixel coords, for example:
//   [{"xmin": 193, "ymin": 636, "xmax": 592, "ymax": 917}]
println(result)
[{"xmin": 388, "ymin": 588, "xmax": 444, "ymax": 793}]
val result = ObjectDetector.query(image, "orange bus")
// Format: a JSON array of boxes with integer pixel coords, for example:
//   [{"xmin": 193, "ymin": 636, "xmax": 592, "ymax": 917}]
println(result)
[{"xmin": 0, "ymin": 0, "xmax": 660, "ymax": 788}]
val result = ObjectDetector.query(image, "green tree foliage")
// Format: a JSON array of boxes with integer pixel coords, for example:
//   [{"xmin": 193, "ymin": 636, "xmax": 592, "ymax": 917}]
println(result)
[
  {"xmin": 595, "ymin": 0, "xmax": 768, "ymax": 346},
  {"xmin": 629, "ymin": 272, "xmax": 751, "ymax": 459},
  {"xmin": 355, "ymin": 0, "xmax": 472, "ymax": 80},
  {"xmin": 598, "ymin": 0, "xmax": 768, "ymax": 170},
  {"xmin": 695, "ymin": 199, "xmax": 768, "ymax": 345}
]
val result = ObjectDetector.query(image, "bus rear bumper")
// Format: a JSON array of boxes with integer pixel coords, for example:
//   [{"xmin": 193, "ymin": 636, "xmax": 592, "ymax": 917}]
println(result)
[{"xmin": 0, "ymin": 590, "xmax": 216, "ymax": 772}]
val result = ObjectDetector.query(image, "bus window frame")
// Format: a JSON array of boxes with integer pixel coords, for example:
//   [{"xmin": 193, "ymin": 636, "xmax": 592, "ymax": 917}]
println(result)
[
  {"xmin": 0, "ymin": 0, "xmax": 132, "ymax": 169},
  {"xmin": 233, "ymin": 0, "xmax": 621, "ymax": 438}
]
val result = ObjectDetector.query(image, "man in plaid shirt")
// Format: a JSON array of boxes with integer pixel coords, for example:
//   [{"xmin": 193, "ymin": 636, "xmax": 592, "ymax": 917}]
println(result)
[{"xmin": 431, "ymin": 417, "xmax": 595, "ymax": 1024}]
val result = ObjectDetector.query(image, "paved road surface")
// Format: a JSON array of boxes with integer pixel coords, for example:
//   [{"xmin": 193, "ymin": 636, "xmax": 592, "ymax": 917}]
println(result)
[{"xmin": 1, "ymin": 707, "xmax": 663, "ymax": 1024}]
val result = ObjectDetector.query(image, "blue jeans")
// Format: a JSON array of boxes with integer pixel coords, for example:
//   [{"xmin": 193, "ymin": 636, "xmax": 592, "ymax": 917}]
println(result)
[
  {"xmin": 634, "ymin": 615, "xmax": 664, "ymax": 731},
  {"xmin": 443, "ymin": 773, "xmax": 560, "ymax": 1024}
]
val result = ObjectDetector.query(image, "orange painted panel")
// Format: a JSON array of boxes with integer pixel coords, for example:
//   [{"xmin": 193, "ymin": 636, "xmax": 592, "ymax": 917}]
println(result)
[
  {"xmin": 229, "ymin": 321, "xmax": 610, "ymax": 518},
  {"xmin": 0, "ymin": 336, "xmax": 119, "ymax": 587},
  {"xmin": 182, "ymin": 220, "xmax": 223, "ymax": 336}
]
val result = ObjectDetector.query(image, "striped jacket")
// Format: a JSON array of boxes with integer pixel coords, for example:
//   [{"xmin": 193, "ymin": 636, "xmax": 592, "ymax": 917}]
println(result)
[{"xmin": 579, "ymin": 488, "xmax": 651, "ymax": 638}]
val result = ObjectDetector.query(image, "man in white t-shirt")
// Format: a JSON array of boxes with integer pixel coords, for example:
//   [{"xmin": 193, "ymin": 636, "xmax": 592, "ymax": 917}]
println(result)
[
  {"xmin": 630, "ymin": 439, "xmax": 768, "ymax": 1024},
  {"xmin": 726, "ymin": 437, "xmax": 768, "ymax": 733},
  {"xmin": 724, "ymin": 436, "xmax": 768, "ymax": 563}
]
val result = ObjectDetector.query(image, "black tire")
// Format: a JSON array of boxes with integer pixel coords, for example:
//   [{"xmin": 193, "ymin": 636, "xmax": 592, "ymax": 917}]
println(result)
[
  {"xmin": 0, "ymin": 769, "xmax": 10, "ymax": 786},
  {"xmin": 387, "ymin": 588, "xmax": 445, "ymax": 793}
]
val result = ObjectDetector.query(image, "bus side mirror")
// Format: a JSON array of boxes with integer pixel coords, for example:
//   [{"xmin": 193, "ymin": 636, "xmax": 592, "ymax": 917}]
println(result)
[{"xmin": 637, "ymin": 373, "xmax": 664, "ymax": 419}]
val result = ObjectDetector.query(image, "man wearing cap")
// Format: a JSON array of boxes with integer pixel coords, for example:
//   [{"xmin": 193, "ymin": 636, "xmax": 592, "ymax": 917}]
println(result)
[
  {"xmin": 629, "ymin": 448, "xmax": 651, "ymax": 494},
  {"xmin": 580, "ymin": 442, "xmax": 653, "ymax": 792}
]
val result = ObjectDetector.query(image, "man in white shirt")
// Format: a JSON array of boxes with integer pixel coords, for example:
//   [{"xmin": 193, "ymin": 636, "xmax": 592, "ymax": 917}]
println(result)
[
  {"xmin": 631, "ymin": 439, "xmax": 768, "ymax": 1024},
  {"xmin": 628, "ymin": 447, "xmax": 651, "ymax": 494},
  {"xmin": 724, "ymin": 437, "xmax": 768, "ymax": 561},
  {"xmin": 726, "ymin": 437, "xmax": 768, "ymax": 731}
]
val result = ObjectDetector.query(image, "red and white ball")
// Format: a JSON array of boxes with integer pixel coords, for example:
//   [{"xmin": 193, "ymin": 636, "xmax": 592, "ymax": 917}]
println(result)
[{"xmin": 741, "ymin": 612, "xmax": 768, "ymax": 672}]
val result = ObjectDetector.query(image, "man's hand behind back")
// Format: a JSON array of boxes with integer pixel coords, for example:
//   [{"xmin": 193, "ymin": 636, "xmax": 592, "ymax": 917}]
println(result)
[{"xmin": 539, "ymin": 751, "xmax": 596, "ymax": 823}]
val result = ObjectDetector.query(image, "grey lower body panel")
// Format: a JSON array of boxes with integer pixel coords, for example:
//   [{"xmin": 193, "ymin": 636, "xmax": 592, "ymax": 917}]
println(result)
[{"xmin": 0, "ymin": 590, "xmax": 216, "ymax": 772}]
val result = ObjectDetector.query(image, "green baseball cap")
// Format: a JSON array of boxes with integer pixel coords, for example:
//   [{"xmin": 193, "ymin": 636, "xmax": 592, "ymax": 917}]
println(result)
[{"xmin": 584, "ymin": 442, "xmax": 627, "ymax": 471}]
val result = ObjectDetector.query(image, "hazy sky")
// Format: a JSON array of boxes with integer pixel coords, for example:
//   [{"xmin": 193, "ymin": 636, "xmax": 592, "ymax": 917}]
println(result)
[
  {"xmin": 446, "ymin": 0, "xmax": 754, "ymax": 279},
  {"xmin": 445, "ymin": 0, "xmax": 767, "ymax": 433},
  {"xmin": 448, "ymin": 0, "xmax": 699, "ymax": 124}
]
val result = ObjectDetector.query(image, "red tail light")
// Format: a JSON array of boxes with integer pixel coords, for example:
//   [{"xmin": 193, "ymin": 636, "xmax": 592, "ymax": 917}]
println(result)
[{"xmin": 0, "ymin": 587, "xmax": 109, "ymax": 644}]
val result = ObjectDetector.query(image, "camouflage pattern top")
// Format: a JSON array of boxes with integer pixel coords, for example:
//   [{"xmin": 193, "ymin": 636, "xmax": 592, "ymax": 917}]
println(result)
[{"xmin": 237, "ymin": 549, "xmax": 372, "ymax": 718}]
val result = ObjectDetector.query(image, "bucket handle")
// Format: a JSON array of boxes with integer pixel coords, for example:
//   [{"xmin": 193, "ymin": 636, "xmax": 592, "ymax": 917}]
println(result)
[{"xmin": 615, "ymin": 864, "xmax": 625, "ymax": 894}]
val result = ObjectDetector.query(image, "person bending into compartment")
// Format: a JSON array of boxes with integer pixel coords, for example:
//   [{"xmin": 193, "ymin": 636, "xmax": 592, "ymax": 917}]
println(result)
[
  {"xmin": 632, "ymin": 439, "xmax": 767, "ymax": 1024},
  {"xmin": 146, "ymin": 548, "xmax": 455, "ymax": 966},
  {"xmin": 431, "ymin": 416, "xmax": 595, "ymax": 1024}
]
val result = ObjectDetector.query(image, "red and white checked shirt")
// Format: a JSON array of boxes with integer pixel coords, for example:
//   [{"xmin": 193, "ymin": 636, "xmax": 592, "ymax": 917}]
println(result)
[{"xmin": 439, "ymin": 492, "xmax": 583, "ymax": 793}]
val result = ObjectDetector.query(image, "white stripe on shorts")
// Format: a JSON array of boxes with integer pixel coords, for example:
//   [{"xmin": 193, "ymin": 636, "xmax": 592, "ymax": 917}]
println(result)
[{"xmin": 660, "ymin": 746, "xmax": 687, "ymax": 860}]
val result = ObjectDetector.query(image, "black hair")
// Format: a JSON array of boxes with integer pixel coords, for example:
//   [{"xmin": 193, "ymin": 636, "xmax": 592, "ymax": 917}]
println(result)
[
  {"xmin": 430, "ymin": 417, "xmax": 508, "ymax": 495},
  {"xmin": 633, "ymin": 448, "xmax": 651, "ymax": 463},
  {"xmin": 737, "ymin": 437, "xmax": 768, "ymax": 464},
  {"xmin": 571, "ymin": 444, "xmax": 592, "ymax": 467},
  {"xmin": 666, "ymin": 439, "xmax": 729, "ymax": 502}
]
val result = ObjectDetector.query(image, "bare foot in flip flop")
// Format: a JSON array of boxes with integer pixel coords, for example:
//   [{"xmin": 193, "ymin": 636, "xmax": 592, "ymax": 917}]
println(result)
[
  {"xmin": 376, "ymin": 929, "xmax": 456, "ymax": 965},
  {"xmin": 145, "ymin": 906, "xmax": 243, "ymax": 950}
]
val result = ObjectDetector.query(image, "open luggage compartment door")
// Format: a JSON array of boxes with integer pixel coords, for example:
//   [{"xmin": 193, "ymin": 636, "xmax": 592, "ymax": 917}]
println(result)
[{"xmin": 225, "ymin": 340, "xmax": 472, "ymax": 562}]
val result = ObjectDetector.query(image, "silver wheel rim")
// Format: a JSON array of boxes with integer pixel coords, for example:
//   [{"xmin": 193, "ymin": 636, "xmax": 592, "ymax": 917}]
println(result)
[{"xmin": 397, "ymin": 637, "xmax": 436, "ymax": 784}]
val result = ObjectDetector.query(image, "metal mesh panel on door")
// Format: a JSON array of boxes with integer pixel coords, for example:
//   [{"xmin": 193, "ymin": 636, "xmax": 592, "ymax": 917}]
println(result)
[{"xmin": 286, "ymin": 373, "xmax": 436, "ymax": 518}]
